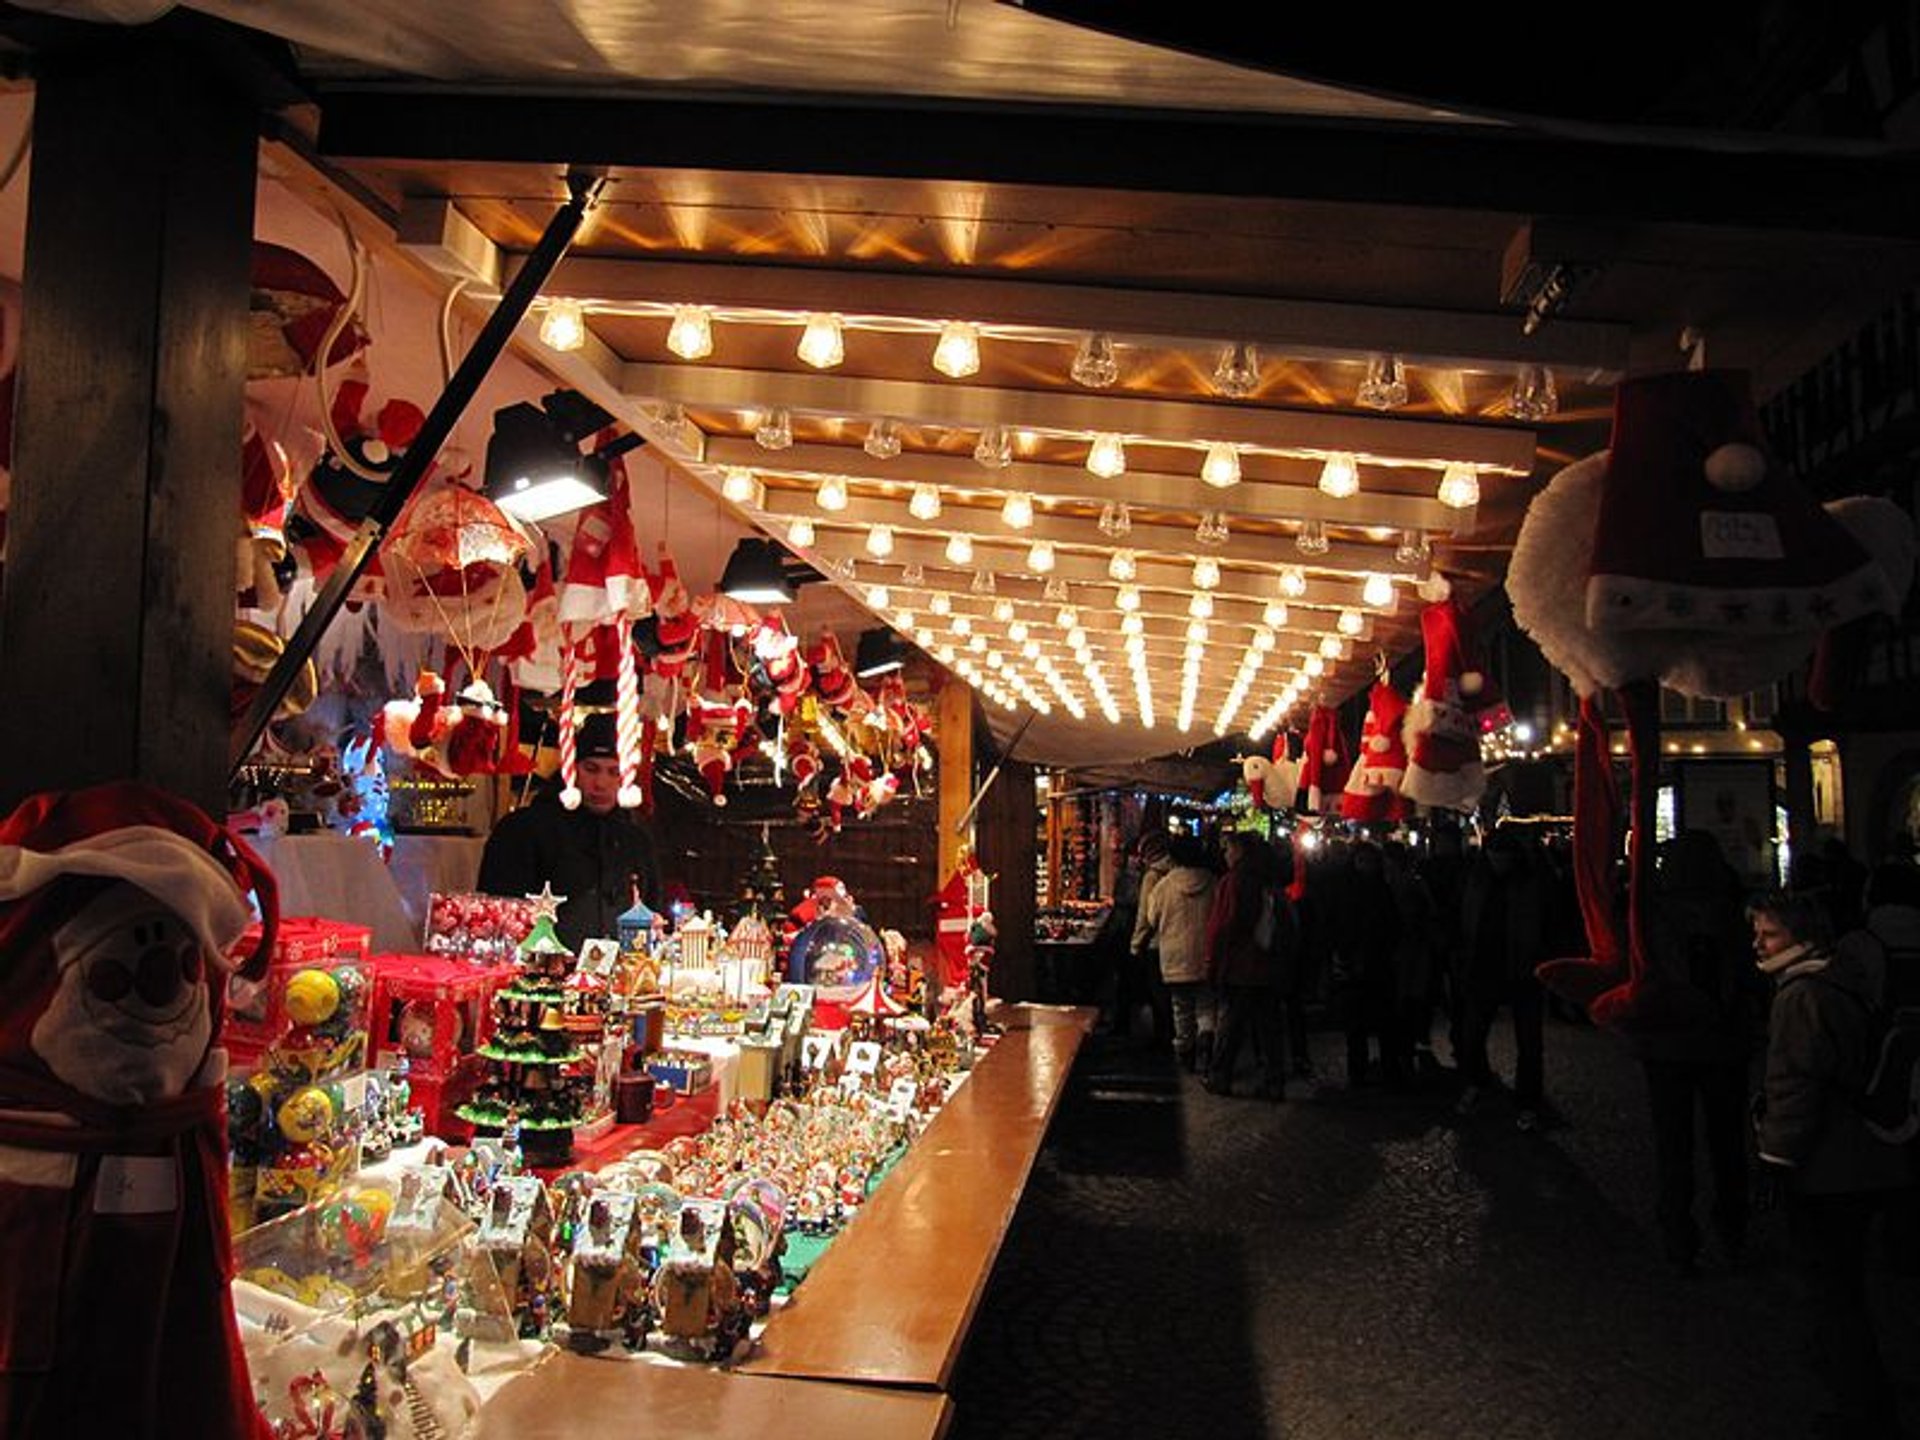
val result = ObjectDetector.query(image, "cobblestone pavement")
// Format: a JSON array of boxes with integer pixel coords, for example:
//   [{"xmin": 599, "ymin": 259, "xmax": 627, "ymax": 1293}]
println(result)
[{"xmin": 947, "ymin": 1016, "xmax": 1920, "ymax": 1440}]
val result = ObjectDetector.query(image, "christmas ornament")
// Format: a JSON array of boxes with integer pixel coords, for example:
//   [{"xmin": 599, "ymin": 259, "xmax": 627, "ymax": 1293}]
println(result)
[
  {"xmin": 1399, "ymin": 589, "xmax": 1504, "ymax": 812},
  {"xmin": 1340, "ymin": 680, "xmax": 1410, "ymax": 823},
  {"xmin": 1297, "ymin": 705, "xmax": 1352, "ymax": 814}
]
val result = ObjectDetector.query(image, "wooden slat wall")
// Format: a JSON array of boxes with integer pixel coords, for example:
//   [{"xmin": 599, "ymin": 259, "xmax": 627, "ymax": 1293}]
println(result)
[{"xmin": 973, "ymin": 758, "xmax": 1037, "ymax": 1001}]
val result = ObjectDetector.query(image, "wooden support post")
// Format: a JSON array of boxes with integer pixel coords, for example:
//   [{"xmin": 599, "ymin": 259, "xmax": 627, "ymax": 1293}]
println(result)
[
  {"xmin": 975, "ymin": 756, "xmax": 1037, "ymax": 1001},
  {"xmin": 0, "ymin": 41, "xmax": 258, "ymax": 814},
  {"xmin": 935, "ymin": 672, "xmax": 975, "ymax": 881}
]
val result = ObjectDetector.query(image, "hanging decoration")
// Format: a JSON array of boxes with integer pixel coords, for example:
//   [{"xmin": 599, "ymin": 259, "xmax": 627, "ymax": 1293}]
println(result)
[
  {"xmin": 1399, "ymin": 587, "xmax": 1505, "ymax": 812},
  {"xmin": 1339, "ymin": 680, "xmax": 1410, "ymax": 823},
  {"xmin": 1297, "ymin": 705, "xmax": 1353, "ymax": 814}
]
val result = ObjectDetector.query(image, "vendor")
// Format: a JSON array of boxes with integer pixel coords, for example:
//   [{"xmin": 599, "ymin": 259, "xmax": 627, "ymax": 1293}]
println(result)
[{"xmin": 477, "ymin": 713, "xmax": 661, "ymax": 950}]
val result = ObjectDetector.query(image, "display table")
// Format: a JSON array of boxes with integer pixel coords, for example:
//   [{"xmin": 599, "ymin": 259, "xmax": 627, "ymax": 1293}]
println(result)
[{"xmin": 479, "ymin": 1003, "xmax": 1093, "ymax": 1435}]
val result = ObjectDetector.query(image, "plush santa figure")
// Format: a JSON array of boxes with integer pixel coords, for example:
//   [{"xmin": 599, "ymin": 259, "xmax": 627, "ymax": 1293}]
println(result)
[
  {"xmin": 285, "ymin": 366, "xmax": 427, "ymax": 601},
  {"xmin": 640, "ymin": 545, "xmax": 700, "ymax": 679},
  {"xmin": 0, "ymin": 783, "xmax": 278, "ymax": 1439},
  {"xmin": 1297, "ymin": 705, "xmax": 1352, "ymax": 814},
  {"xmin": 787, "ymin": 737, "xmax": 822, "ymax": 791},
  {"xmin": 807, "ymin": 631, "xmax": 860, "ymax": 712},
  {"xmin": 1508, "ymin": 369, "xmax": 1914, "ymax": 1032},
  {"xmin": 1400, "ymin": 588, "xmax": 1505, "ymax": 812},
  {"xmin": 754, "ymin": 616, "xmax": 811, "ymax": 714},
  {"xmin": 1340, "ymin": 681, "xmax": 1411, "ymax": 823}
]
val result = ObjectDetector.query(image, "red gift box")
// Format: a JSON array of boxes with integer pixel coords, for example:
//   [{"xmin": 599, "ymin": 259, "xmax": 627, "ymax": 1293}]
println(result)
[
  {"xmin": 367, "ymin": 952, "xmax": 518, "ymax": 1080},
  {"xmin": 405, "ymin": 1058, "xmax": 486, "ymax": 1143},
  {"xmin": 225, "ymin": 915, "xmax": 374, "ymax": 1065}
]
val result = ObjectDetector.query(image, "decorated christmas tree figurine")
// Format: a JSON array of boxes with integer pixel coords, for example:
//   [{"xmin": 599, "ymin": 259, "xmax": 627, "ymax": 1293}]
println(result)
[{"xmin": 456, "ymin": 887, "xmax": 591, "ymax": 1165}]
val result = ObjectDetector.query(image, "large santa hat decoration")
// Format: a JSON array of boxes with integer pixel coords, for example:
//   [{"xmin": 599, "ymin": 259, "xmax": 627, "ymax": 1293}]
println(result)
[
  {"xmin": 1399, "ymin": 589, "xmax": 1505, "ymax": 812},
  {"xmin": 1509, "ymin": 369, "xmax": 1915, "ymax": 1032},
  {"xmin": 1340, "ymin": 680, "xmax": 1411, "ymax": 824},
  {"xmin": 1298, "ymin": 705, "xmax": 1353, "ymax": 814}
]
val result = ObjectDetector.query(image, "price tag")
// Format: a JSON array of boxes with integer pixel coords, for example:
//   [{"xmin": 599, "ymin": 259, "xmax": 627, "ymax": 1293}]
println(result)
[
  {"xmin": 801, "ymin": 1034, "xmax": 837, "ymax": 1072},
  {"xmin": 844, "ymin": 1041, "xmax": 882, "ymax": 1076},
  {"xmin": 93, "ymin": 1155, "xmax": 177, "ymax": 1215}
]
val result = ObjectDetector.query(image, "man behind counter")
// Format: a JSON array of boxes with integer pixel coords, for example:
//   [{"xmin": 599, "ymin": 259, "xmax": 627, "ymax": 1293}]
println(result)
[{"xmin": 477, "ymin": 713, "xmax": 662, "ymax": 951}]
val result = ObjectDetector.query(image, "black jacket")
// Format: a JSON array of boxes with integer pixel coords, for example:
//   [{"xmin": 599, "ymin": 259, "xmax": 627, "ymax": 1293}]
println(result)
[{"xmin": 476, "ymin": 799, "xmax": 662, "ymax": 951}]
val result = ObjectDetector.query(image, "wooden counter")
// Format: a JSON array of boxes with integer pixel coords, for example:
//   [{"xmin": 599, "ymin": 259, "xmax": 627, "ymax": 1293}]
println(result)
[
  {"xmin": 740, "ymin": 1003, "xmax": 1094, "ymax": 1389},
  {"xmin": 481, "ymin": 1354, "xmax": 951, "ymax": 1438}
]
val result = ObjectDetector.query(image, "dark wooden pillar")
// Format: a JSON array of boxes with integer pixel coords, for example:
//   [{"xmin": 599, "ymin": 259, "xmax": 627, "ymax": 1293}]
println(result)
[
  {"xmin": 0, "ymin": 39, "xmax": 258, "ymax": 814},
  {"xmin": 976, "ymin": 754, "xmax": 1038, "ymax": 1002}
]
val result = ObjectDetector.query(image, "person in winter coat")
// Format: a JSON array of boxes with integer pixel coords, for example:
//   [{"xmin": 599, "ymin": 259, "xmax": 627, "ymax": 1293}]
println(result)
[
  {"xmin": 1456, "ymin": 827, "xmax": 1554, "ymax": 1128},
  {"xmin": 1203, "ymin": 830, "xmax": 1293, "ymax": 1099},
  {"xmin": 1330, "ymin": 842, "xmax": 1402, "ymax": 1088},
  {"xmin": 1383, "ymin": 841, "xmax": 1437, "ymax": 1083},
  {"xmin": 1635, "ymin": 831, "xmax": 1762, "ymax": 1274},
  {"xmin": 1754, "ymin": 889, "xmax": 1914, "ymax": 1439},
  {"xmin": 1132, "ymin": 836, "xmax": 1217, "ymax": 1070}
]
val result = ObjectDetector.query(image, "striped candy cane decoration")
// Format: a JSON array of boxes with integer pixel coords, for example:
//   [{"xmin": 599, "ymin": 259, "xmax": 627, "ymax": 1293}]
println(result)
[
  {"xmin": 557, "ymin": 624, "xmax": 582, "ymax": 809},
  {"xmin": 615, "ymin": 622, "xmax": 644, "ymax": 807}
]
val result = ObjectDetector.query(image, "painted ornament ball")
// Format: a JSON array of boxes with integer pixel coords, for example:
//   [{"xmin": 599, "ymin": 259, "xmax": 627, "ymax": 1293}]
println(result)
[{"xmin": 284, "ymin": 967, "xmax": 342, "ymax": 1027}]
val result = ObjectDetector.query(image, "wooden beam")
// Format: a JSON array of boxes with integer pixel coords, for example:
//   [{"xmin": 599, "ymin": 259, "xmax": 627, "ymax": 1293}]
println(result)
[
  {"xmin": 624, "ymin": 361, "xmax": 1537, "ymax": 472},
  {"xmin": 935, "ymin": 673, "xmax": 975, "ymax": 884},
  {"xmin": 0, "ymin": 44, "xmax": 258, "ymax": 813}
]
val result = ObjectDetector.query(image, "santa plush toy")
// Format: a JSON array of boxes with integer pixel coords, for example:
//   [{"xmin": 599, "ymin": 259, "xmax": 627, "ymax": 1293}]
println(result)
[
  {"xmin": 1340, "ymin": 680, "xmax": 1411, "ymax": 824},
  {"xmin": 0, "ymin": 783, "xmax": 278, "ymax": 1439},
  {"xmin": 1508, "ymin": 369, "xmax": 1914, "ymax": 1031},
  {"xmin": 1400, "ymin": 585, "xmax": 1506, "ymax": 812},
  {"xmin": 1297, "ymin": 704, "xmax": 1353, "ymax": 814}
]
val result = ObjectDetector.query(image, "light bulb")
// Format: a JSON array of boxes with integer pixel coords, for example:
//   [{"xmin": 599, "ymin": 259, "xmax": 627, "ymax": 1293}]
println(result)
[
  {"xmin": 1395, "ymin": 529, "xmax": 1429, "ymax": 565},
  {"xmin": 1212, "ymin": 340, "xmax": 1260, "ymax": 398},
  {"xmin": 895, "ymin": 610, "xmax": 915, "ymax": 630},
  {"xmin": 1071, "ymin": 332, "xmax": 1119, "ymax": 388},
  {"xmin": 1196, "ymin": 511, "xmax": 1229, "ymax": 546},
  {"xmin": 1337, "ymin": 609, "xmax": 1364, "ymax": 636},
  {"xmin": 1318, "ymin": 452, "xmax": 1359, "ymax": 499},
  {"xmin": 1056, "ymin": 605, "xmax": 1078, "ymax": 629},
  {"xmin": 1028, "ymin": 540, "xmax": 1056, "ymax": 573},
  {"xmin": 901, "ymin": 561, "xmax": 925, "ymax": 585},
  {"xmin": 1297, "ymin": 519, "xmax": 1330, "ymax": 555},
  {"xmin": 864, "ymin": 418, "xmax": 902, "ymax": 460},
  {"xmin": 1009, "ymin": 620, "xmax": 1029, "ymax": 643},
  {"xmin": 1116, "ymin": 584, "xmax": 1140, "ymax": 612},
  {"xmin": 1305, "ymin": 654, "xmax": 1325, "ymax": 677},
  {"xmin": 1201, "ymin": 442, "xmax": 1241, "ymax": 488},
  {"xmin": 969, "ymin": 634, "xmax": 988, "ymax": 654},
  {"xmin": 1509, "ymin": 365, "xmax": 1558, "ymax": 420},
  {"xmin": 930, "ymin": 592, "xmax": 952, "ymax": 615},
  {"xmin": 1187, "ymin": 619, "xmax": 1209, "ymax": 642},
  {"xmin": 866, "ymin": 524, "xmax": 895, "ymax": 558},
  {"xmin": 1109, "ymin": 549, "xmax": 1137, "ymax": 581},
  {"xmin": 1189, "ymin": 591, "xmax": 1214, "ymax": 619},
  {"xmin": 1002, "ymin": 492, "xmax": 1034, "ymax": 529},
  {"xmin": 817, "ymin": 476, "xmax": 849, "ymax": 511},
  {"xmin": 787, "ymin": 516, "xmax": 816, "ymax": 547},
  {"xmin": 1280, "ymin": 566, "xmax": 1308, "ymax": 598},
  {"xmin": 1087, "ymin": 433, "xmax": 1127, "ymax": 479},
  {"xmin": 720, "ymin": 466, "xmax": 758, "ymax": 503},
  {"xmin": 666, "ymin": 304, "xmax": 714, "ymax": 359},
  {"xmin": 1363, "ymin": 572, "xmax": 1395, "ymax": 608},
  {"xmin": 1044, "ymin": 577, "xmax": 1070, "ymax": 603},
  {"xmin": 787, "ymin": 311, "xmax": 843, "ymax": 369},
  {"xmin": 755, "ymin": 408, "xmax": 793, "ymax": 450},
  {"xmin": 1319, "ymin": 634, "xmax": 1345, "ymax": 658},
  {"xmin": 1098, "ymin": 500, "xmax": 1132, "ymax": 538},
  {"xmin": 1438, "ymin": 462, "xmax": 1480, "ymax": 509},
  {"xmin": 1263, "ymin": 599, "xmax": 1288, "ymax": 628},
  {"xmin": 909, "ymin": 483, "xmax": 942, "ymax": 521},
  {"xmin": 1357, "ymin": 353, "xmax": 1409, "ymax": 410},
  {"xmin": 1252, "ymin": 627, "xmax": 1275, "ymax": 652},
  {"xmin": 945, "ymin": 532, "xmax": 974, "ymax": 565},
  {"xmin": 986, "ymin": 650, "xmax": 1003, "ymax": 669},
  {"xmin": 915, "ymin": 627, "xmax": 934, "ymax": 647},
  {"xmin": 993, "ymin": 597, "xmax": 1015, "ymax": 622},
  {"xmin": 1191, "ymin": 556, "xmax": 1221, "ymax": 590},
  {"xmin": 952, "ymin": 614, "xmax": 973, "ymax": 636},
  {"xmin": 867, "ymin": 584, "xmax": 892, "ymax": 609},
  {"xmin": 1121, "ymin": 613, "xmax": 1144, "ymax": 636},
  {"xmin": 973, "ymin": 425, "xmax": 1014, "ymax": 469},
  {"xmin": 1023, "ymin": 639, "xmax": 1041, "ymax": 659},
  {"xmin": 539, "ymin": 297, "xmax": 585, "ymax": 352},
  {"xmin": 932, "ymin": 320, "xmax": 980, "ymax": 378},
  {"xmin": 972, "ymin": 569, "xmax": 997, "ymax": 596}
]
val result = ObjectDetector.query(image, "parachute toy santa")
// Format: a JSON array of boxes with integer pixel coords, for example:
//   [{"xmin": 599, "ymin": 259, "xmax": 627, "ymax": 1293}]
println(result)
[
  {"xmin": 0, "ymin": 783, "xmax": 279, "ymax": 1439},
  {"xmin": 1508, "ymin": 369, "xmax": 1913, "ymax": 1031},
  {"xmin": 1341, "ymin": 680, "xmax": 1411, "ymax": 824}
]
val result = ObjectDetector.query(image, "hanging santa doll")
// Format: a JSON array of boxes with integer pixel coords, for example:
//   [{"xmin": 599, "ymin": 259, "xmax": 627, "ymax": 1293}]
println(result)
[
  {"xmin": 1340, "ymin": 679, "xmax": 1411, "ymax": 824},
  {"xmin": 1297, "ymin": 704, "xmax": 1353, "ymax": 815},
  {"xmin": 1400, "ymin": 586, "xmax": 1506, "ymax": 812},
  {"xmin": 0, "ymin": 783, "xmax": 279, "ymax": 1440},
  {"xmin": 1508, "ymin": 369, "xmax": 1913, "ymax": 1030}
]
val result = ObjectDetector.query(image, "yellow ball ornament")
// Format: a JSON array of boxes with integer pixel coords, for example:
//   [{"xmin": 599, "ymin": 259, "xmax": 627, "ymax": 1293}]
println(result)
[
  {"xmin": 283, "ymin": 968, "xmax": 341, "ymax": 1027},
  {"xmin": 277, "ymin": 1086, "xmax": 335, "ymax": 1145}
]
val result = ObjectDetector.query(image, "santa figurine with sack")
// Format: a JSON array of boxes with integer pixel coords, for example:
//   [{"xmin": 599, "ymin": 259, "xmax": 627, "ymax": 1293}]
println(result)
[
  {"xmin": 1341, "ymin": 678, "xmax": 1411, "ymax": 824},
  {"xmin": 0, "ymin": 782, "xmax": 279, "ymax": 1439}
]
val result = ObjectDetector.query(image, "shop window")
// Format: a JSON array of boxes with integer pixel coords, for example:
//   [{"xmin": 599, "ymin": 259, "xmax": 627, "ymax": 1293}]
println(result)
[{"xmin": 1810, "ymin": 739, "xmax": 1844, "ymax": 831}]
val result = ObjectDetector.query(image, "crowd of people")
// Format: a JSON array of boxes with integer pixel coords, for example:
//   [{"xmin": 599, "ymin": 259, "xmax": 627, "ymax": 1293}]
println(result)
[{"xmin": 1101, "ymin": 820, "xmax": 1919, "ymax": 1439}]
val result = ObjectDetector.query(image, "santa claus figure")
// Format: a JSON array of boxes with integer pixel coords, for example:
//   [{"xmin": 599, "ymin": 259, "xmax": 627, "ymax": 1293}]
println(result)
[
  {"xmin": 1297, "ymin": 705, "xmax": 1353, "ymax": 815},
  {"xmin": 1400, "ymin": 588, "xmax": 1505, "ymax": 812},
  {"xmin": 0, "ymin": 783, "xmax": 279, "ymax": 1439},
  {"xmin": 1340, "ymin": 680, "xmax": 1411, "ymax": 824}
]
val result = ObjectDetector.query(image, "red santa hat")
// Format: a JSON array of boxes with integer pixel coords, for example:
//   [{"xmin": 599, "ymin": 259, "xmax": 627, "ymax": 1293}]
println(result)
[
  {"xmin": 1586, "ymin": 369, "xmax": 1891, "ymax": 641},
  {"xmin": 694, "ymin": 740, "xmax": 732, "ymax": 806},
  {"xmin": 644, "ymin": 544, "xmax": 700, "ymax": 675},
  {"xmin": 558, "ymin": 466, "xmax": 649, "ymax": 625},
  {"xmin": 0, "ymin": 782, "xmax": 278, "ymax": 980},
  {"xmin": 1340, "ymin": 681, "xmax": 1410, "ymax": 823},
  {"xmin": 1298, "ymin": 705, "xmax": 1352, "ymax": 814},
  {"xmin": 1400, "ymin": 597, "xmax": 1504, "ymax": 812}
]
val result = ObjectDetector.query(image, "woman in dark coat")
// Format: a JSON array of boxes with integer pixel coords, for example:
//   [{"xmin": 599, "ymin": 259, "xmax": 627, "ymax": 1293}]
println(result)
[{"xmin": 1203, "ymin": 830, "xmax": 1294, "ymax": 1099}]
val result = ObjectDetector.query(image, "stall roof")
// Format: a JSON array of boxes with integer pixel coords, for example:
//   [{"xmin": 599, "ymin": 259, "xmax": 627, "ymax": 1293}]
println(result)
[{"xmin": 8, "ymin": 3, "xmax": 1918, "ymax": 768}]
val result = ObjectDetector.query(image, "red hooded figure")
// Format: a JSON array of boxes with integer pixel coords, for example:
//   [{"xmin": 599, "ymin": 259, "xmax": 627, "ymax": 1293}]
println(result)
[{"xmin": 0, "ymin": 783, "xmax": 278, "ymax": 1439}]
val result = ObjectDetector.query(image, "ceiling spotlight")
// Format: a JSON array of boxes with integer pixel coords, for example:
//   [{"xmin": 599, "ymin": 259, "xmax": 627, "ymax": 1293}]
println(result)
[
  {"xmin": 1357, "ymin": 353, "xmax": 1409, "ymax": 410},
  {"xmin": 483, "ymin": 397, "xmax": 614, "ymax": 523},
  {"xmin": 1187, "ymin": 619, "xmax": 1209, "ymax": 642},
  {"xmin": 1318, "ymin": 452, "xmax": 1360, "ymax": 499},
  {"xmin": 952, "ymin": 613, "xmax": 973, "ymax": 636},
  {"xmin": 930, "ymin": 592, "xmax": 952, "ymax": 615},
  {"xmin": 1304, "ymin": 654, "xmax": 1325, "ymax": 677},
  {"xmin": 1363, "ymin": 573, "xmax": 1395, "ymax": 609},
  {"xmin": 1189, "ymin": 591, "xmax": 1215, "ymax": 619},
  {"xmin": 945, "ymin": 532, "xmax": 974, "ymax": 564},
  {"xmin": 932, "ymin": 320, "xmax": 981, "ymax": 378},
  {"xmin": 1263, "ymin": 599, "xmax": 1288, "ymax": 628},
  {"xmin": 1116, "ymin": 584, "xmax": 1141, "ymax": 612},
  {"xmin": 1395, "ymin": 529, "xmax": 1430, "ymax": 565},
  {"xmin": 1509, "ymin": 364, "xmax": 1558, "ymax": 421},
  {"xmin": 720, "ymin": 466, "xmax": 758, "ymax": 504},
  {"xmin": 866, "ymin": 584, "xmax": 892, "ymax": 609},
  {"xmin": 1002, "ymin": 492, "xmax": 1035, "ymax": 529},
  {"xmin": 1279, "ymin": 565, "xmax": 1308, "ymax": 598},
  {"xmin": 1022, "ymin": 639, "xmax": 1041, "ymax": 659},
  {"xmin": 1055, "ymin": 604, "xmax": 1078, "ymax": 628},
  {"xmin": 972, "ymin": 569, "xmax": 997, "ymax": 596},
  {"xmin": 1191, "ymin": 556, "xmax": 1221, "ymax": 590},
  {"xmin": 974, "ymin": 425, "xmax": 1014, "ymax": 469},
  {"xmin": 993, "ymin": 596, "xmax": 1016, "ymax": 622},
  {"xmin": 895, "ymin": 609, "xmax": 915, "ymax": 630},
  {"xmin": 755, "ymin": 408, "xmax": 794, "ymax": 451},
  {"xmin": 1028, "ymin": 540, "xmax": 1056, "ymax": 573},
  {"xmin": 1098, "ymin": 500, "xmax": 1132, "ymax": 538},
  {"xmin": 1109, "ymin": 549, "xmax": 1137, "ymax": 581},
  {"xmin": 1296, "ymin": 519, "xmax": 1330, "ymax": 555},
  {"xmin": 816, "ymin": 476, "xmax": 849, "ymax": 512},
  {"xmin": 866, "ymin": 524, "xmax": 895, "ymax": 558},
  {"xmin": 1009, "ymin": 620, "xmax": 1029, "ymax": 642},
  {"xmin": 1121, "ymin": 613, "xmax": 1144, "ymax": 636},
  {"xmin": 1212, "ymin": 340, "xmax": 1259, "ymax": 399},
  {"xmin": 1252, "ymin": 627, "xmax": 1275, "ymax": 652},
  {"xmin": 909, "ymin": 483, "xmax": 943, "ymax": 521},
  {"xmin": 915, "ymin": 627, "xmax": 934, "ymax": 647},
  {"xmin": 864, "ymin": 417, "xmax": 903, "ymax": 460},
  {"xmin": 1438, "ymin": 462, "xmax": 1481, "ymax": 509},
  {"xmin": 787, "ymin": 515, "xmax": 816, "ymax": 547},
  {"xmin": 1044, "ymin": 577, "xmax": 1071, "ymax": 603},
  {"xmin": 717, "ymin": 538, "xmax": 796, "ymax": 605},
  {"xmin": 1071, "ymin": 332, "xmax": 1119, "ymax": 388},
  {"xmin": 539, "ymin": 297, "xmax": 585, "ymax": 352},
  {"xmin": 797, "ymin": 312, "xmax": 846, "ymax": 369},
  {"xmin": 968, "ymin": 633, "xmax": 988, "ymax": 654},
  {"xmin": 1087, "ymin": 433, "xmax": 1127, "ymax": 479},
  {"xmin": 1337, "ymin": 609, "xmax": 1364, "ymax": 637},
  {"xmin": 666, "ymin": 304, "xmax": 714, "ymax": 360},
  {"xmin": 1196, "ymin": 511, "xmax": 1230, "ymax": 546},
  {"xmin": 1201, "ymin": 442, "xmax": 1240, "ymax": 488}
]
